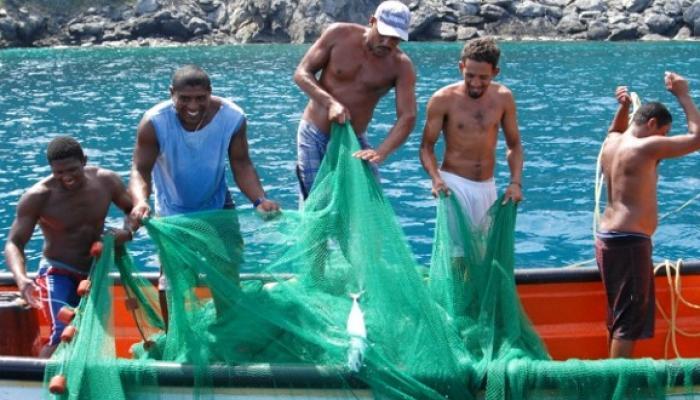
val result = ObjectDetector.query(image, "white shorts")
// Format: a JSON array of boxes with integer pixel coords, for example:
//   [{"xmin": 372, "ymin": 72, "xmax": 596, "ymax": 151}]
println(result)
[{"xmin": 440, "ymin": 170, "xmax": 497, "ymax": 256}]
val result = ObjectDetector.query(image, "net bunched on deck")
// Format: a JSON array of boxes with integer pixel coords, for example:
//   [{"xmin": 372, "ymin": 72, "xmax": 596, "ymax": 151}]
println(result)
[{"xmin": 44, "ymin": 123, "xmax": 700, "ymax": 399}]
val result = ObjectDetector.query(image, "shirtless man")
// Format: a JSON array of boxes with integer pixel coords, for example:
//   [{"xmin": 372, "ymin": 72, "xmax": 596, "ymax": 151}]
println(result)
[
  {"xmin": 4, "ymin": 136, "xmax": 133, "ymax": 357},
  {"xmin": 596, "ymin": 72, "xmax": 700, "ymax": 358},
  {"xmin": 420, "ymin": 38, "xmax": 523, "ymax": 234},
  {"xmin": 293, "ymin": 0, "xmax": 417, "ymax": 199}
]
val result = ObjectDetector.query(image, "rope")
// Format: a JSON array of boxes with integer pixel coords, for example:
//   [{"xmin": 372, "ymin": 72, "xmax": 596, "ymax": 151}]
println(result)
[
  {"xmin": 653, "ymin": 259, "xmax": 700, "ymax": 358},
  {"xmin": 568, "ymin": 91, "xmax": 699, "ymax": 269},
  {"xmin": 659, "ymin": 192, "xmax": 700, "ymax": 221},
  {"xmin": 592, "ymin": 148, "xmax": 604, "ymax": 239}
]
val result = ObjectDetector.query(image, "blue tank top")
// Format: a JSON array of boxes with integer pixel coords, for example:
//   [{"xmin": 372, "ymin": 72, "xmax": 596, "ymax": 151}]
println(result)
[{"xmin": 145, "ymin": 98, "xmax": 245, "ymax": 216}]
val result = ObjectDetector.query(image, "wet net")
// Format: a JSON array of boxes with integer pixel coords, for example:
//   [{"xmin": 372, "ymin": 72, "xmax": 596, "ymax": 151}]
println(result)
[{"xmin": 44, "ymin": 123, "xmax": 700, "ymax": 399}]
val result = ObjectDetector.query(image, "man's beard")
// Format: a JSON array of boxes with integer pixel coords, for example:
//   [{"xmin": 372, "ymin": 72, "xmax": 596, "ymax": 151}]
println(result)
[{"xmin": 468, "ymin": 89, "xmax": 484, "ymax": 99}]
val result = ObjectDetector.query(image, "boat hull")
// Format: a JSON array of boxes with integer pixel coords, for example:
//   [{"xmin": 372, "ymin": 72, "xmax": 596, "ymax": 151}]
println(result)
[{"xmin": 1, "ymin": 264, "xmax": 699, "ymax": 397}]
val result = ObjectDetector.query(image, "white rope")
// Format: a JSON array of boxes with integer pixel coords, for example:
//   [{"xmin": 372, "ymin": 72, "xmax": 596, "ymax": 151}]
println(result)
[{"xmin": 653, "ymin": 259, "xmax": 700, "ymax": 358}]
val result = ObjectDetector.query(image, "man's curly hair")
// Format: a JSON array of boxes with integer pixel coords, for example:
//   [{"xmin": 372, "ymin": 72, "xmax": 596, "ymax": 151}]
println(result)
[
  {"xmin": 46, "ymin": 136, "xmax": 85, "ymax": 163},
  {"xmin": 461, "ymin": 38, "xmax": 500, "ymax": 68}
]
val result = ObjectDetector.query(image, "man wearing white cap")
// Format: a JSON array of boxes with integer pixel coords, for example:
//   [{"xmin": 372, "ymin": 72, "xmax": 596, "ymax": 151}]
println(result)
[{"xmin": 293, "ymin": 0, "xmax": 417, "ymax": 200}]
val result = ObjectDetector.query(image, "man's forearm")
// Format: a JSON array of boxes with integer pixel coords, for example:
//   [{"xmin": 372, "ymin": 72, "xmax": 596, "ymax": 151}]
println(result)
[
  {"xmin": 419, "ymin": 145, "xmax": 441, "ymax": 181},
  {"xmin": 376, "ymin": 114, "xmax": 416, "ymax": 158},
  {"xmin": 5, "ymin": 244, "xmax": 28, "ymax": 282},
  {"xmin": 678, "ymin": 94, "xmax": 700, "ymax": 135},
  {"xmin": 294, "ymin": 70, "xmax": 335, "ymax": 109},
  {"xmin": 608, "ymin": 103, "xmax": 630, "ymax": 133},
  {"xmin": 129, "ymin": 170, "xmax": 151, "ymax": 205},
  {"xmin": 507, "ymin": 145, "xmax": 524, "ymax": 184},
  {"xmin": 233, "ymin": 162, "xmax": 266, "ymax": 202}
]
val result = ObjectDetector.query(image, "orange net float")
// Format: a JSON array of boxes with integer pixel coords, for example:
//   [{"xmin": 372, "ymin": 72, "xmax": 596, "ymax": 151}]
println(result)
[
  {"xmin": 89, "ymin": 241, "xmax": 103, "ymax": 258},
  {"xmin": 56, "ymin": 306, "xmax": 76, "ymax": 325},
  {"xmin": 49, "ymin": 374, "xmax": 67, "ymax": 394},
  {"xmin": 76, "ymin": 280, "xmax": 91, "ymax": 297},
  {"xmin": 60, "ymin": 325, "xmax": 77, "ymax": 343}
]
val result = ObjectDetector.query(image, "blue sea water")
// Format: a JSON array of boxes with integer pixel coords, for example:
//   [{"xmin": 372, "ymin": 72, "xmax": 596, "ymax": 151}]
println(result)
[{"xmin": 0, "ymin": 42, "xmax": 699, "ymax": 272}]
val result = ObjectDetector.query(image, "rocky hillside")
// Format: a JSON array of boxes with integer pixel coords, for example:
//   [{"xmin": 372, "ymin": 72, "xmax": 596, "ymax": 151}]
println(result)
[{"xmin": 0, "ymin": 0, "xmax": 698, "ymax": 48}]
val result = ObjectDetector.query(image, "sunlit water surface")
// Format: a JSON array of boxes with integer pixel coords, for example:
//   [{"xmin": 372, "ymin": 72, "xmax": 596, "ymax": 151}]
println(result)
[{"xmin": 1, "ymin": 42, "xmax": 699, "ymax": 272}]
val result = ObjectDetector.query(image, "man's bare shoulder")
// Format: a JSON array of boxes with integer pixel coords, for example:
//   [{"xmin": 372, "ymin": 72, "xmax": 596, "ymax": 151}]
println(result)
[
  {"xmin": 321, "ymin": 22, "xmax": 365, "ymax": 41},
  {"xmin": 492, "ymin": 82, "xmax": 514, "ymax": 98},
  {"xmin": 431, "ymin": 82, "xmax": 465, "ymax": 101},
  {"xmin": 394, "ymin": 48, "xmax": 415, "ymax": 68},
  {"xmin": 19, "ymin": 178, "xmax": 52, "ymax": 210},
  {"xmin": 425, "ymin": 84, "xmax": 462, "ymax": 116},
  {"xmin": 93, "ymin": 167, "xmax": 123, "ymax": 188},
  {"xmin": 601, "ymin": 133, "xmax": 626, "ymax": 156}
]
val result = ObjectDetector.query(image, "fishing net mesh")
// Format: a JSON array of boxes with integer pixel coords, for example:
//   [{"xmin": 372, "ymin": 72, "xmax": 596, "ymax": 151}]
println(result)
[{"xmin": 44, "ymin": 123, "xmax": 700, "ymax": 399}]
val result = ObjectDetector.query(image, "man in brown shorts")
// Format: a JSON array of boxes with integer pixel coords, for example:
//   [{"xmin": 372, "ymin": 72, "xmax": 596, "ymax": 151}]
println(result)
[{"xmin": 596, "ymin": 72, "xmax": 700, "ymax": 358}]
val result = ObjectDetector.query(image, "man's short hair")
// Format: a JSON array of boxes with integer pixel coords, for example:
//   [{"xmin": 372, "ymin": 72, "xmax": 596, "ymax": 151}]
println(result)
[
  {"xmin": 171, "ymin": 65, "xmax": 211, "ymax": 92},
  {"xmin": 47, "ymin": 136, "xmax": 85, "ymax": 163},
  {"xmin": 461, "ymin": 38, "xmax": 501, "ymax": 68},
  {"xmin": 632, "ymin": 102, "xmax": 672, "ymax": 127}
]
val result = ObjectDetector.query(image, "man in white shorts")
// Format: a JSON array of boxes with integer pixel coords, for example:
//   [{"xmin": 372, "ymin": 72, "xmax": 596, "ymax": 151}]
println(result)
[{"xmin": 420, "ymin": 38, "xmax": 523, "ymax": 253}]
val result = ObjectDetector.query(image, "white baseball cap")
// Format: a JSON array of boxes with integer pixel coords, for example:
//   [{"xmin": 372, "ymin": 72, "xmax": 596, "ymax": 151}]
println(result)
[{"xmin": 374, "ymin": 1, "xmax": 411, "ymax": 41}]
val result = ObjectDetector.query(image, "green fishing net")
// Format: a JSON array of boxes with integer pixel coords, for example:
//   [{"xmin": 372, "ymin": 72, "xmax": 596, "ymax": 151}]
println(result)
[{"xmin": 44, "ymin": 123, "xmax": 700, "ymax": 399}]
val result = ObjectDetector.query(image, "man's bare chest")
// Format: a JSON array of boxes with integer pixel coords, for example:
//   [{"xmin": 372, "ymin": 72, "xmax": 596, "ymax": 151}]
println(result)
[
  {"xmin": 447, "ymin": 103, "xmax": 502, "ymax": 133},
  {"xmin": 40, "ymin": 190, "xmax": 111, "ymax": 231},
  {"xmin": 327, "ymin": 54, "xmax": 396, "ymax": 92}
]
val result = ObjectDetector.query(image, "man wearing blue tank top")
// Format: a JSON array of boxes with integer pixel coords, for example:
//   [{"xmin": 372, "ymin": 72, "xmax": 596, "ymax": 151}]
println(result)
[
  {"xmin": 129, "ymin": 65, "xmax": 280, "ymax": 319},
  {"xmin": 130, "ymin": 64, "xmax": 279, "ymax": 221}
]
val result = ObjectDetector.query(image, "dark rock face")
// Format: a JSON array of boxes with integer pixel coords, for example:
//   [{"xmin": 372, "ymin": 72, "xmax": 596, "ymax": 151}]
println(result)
[
  {"xmin": 481, "ymin": 4, "xmax": 510, "ymax": 22},
  {"xmin": 17, "ymin": 14, "xmax": 47, "ymax": 44},
  {"xmin": 573, "ymin": 0, "xmax": 607, "ymax": 13},
  {"xmin": 645, "ymin": 13, "xmax": 677, "ymax": 34},
  {"xmin": 587, "ymin": 20, "xmax": 610, "ymax": 40},
  {"xmin": 557, "ymin": 14, "xmax": 586, "ymax": 33},
  {"xmin": 0, "ymin": 18, "xmax": 19, "ymax": 42},
  {"xmin": 624, "ymin": 0, "xmax": 653, "ymax": 13},
  {"xmin": 609, "ymin": 22, "xmax": 641, "ymax": 40},
  {"xmin": 684, "ymin": 1, "xmax": 700, "ymax": 23},
  {"xmin": 0, "ymin": 0, "xmax": 697, "ymax": 48}
]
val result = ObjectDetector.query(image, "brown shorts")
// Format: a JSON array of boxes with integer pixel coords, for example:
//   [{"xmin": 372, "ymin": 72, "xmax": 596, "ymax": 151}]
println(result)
[{"xmin": 595, "ymin": 232, "xmax": 655, "ymax": 340}]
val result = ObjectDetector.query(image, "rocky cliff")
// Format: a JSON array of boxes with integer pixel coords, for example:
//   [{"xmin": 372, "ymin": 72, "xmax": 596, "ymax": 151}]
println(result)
[{"xmin": 0, "ymin": 0, "xmax": 698, "ymax": 48}]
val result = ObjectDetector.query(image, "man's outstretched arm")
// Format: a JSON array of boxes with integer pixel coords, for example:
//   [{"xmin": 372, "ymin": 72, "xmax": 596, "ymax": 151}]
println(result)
[
  {"xmin": 356, "ymin": 58, "xmax": 417, "ymax": 164},
  {"xmin": 419, "ymin": 92, "xmax": 449, "ymax": 197},
  {"xmin": 4, "ymin": 190, "xmax": 44, "ymax": 308},
  {"xmin": 129, "ymin": 118, "xmax": 159, "ymax": 227},
  {"xmin": 229, "ymin": 121, "xmax": 280, "ymax": 213},
  {"xmin": 642, "ymin": 72, "xmax": 700, "ymax": 160},
  {"xmin": 501, "ymin": 89, "xmax": 524, "ymax": 203},
  {"xmin": 608, "ymin": 86, "xmax": 632, "ymax": 134}
]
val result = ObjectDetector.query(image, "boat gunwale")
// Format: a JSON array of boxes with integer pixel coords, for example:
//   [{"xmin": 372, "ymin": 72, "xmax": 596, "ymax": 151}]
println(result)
[
  {"xmin": 0, "ymin": 356, "xmax": 369, "ymax": 388},
  {"xmin": 2, "ymin": 261, "xmax": 700, "ymax": 287},
  {"xmin": 2, "ymin": 356, "xmax": 700, "ymax": 391}
]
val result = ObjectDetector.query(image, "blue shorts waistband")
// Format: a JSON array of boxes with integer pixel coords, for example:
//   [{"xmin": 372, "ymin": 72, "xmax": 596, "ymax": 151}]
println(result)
[{"xmin": 39, "ymin": 258, "xmax": 90, "ymax": 276}]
